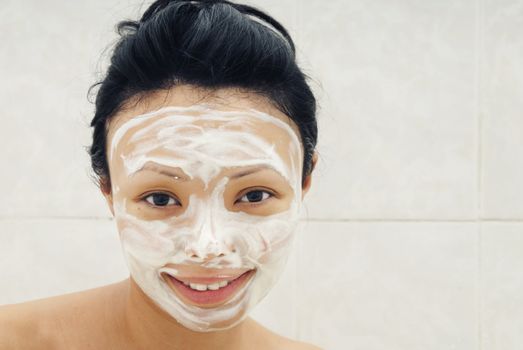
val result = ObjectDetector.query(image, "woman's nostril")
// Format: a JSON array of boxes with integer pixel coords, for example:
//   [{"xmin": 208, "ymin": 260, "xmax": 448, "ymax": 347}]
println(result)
[
  {"xmin": 225, "ymin": 243, "xmax": 237, "ymax": 254},
  {"xmin": 184, "ymin": 246, "xmax": 200, "ymax": 259},
  {"xmin": 184, "ymin": 242, "xmax": 237, "ymax": 259}
]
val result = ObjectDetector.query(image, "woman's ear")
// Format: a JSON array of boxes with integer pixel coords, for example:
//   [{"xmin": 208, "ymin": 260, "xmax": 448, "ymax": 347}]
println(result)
[
  {"xmin": 301, "ymin": 151, "xmax": 318, "ymax": 199},
  {"xmin": 100, "ymin": 178, "xmax": 115, "ymax": 217}
]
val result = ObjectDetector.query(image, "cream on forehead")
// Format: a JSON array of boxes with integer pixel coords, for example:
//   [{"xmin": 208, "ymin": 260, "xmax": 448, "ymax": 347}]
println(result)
[{"xmin": 109, "ymin": 105, "xmax": 303, "ymax": 190}]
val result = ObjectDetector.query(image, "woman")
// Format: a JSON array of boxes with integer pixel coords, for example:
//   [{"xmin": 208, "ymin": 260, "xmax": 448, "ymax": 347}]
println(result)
[{"xmin": 0, "ymin": 0, "xmax": 320, "ymax": 349}]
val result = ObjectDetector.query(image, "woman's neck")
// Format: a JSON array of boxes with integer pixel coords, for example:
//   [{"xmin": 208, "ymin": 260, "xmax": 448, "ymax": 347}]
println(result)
[{"xmin": 120, "ymin": 277, "xmax": 252, "ymax": 350}]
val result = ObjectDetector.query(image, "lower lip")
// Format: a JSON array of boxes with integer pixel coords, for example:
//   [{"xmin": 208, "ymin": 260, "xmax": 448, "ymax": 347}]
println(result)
[{"xmin": 164, "ymin": 270, "xmax": 254, "ymax": 307}]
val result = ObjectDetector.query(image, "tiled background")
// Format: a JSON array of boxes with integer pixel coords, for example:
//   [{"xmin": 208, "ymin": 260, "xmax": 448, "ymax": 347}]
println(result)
[{"xmin": 0, "ymin": 0, "xmax": 522, "ymax": 349}]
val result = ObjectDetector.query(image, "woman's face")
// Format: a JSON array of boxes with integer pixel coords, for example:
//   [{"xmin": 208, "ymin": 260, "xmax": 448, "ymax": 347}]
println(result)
[{"xmin": 104, "ymin": 86, "xmax": 309, "ymax": 332}]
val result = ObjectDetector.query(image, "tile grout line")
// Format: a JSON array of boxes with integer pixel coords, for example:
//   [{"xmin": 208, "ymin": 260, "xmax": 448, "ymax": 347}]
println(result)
[
  {"xmin": 475, "ymin": 0, "xmax": 484, "ymax": 347},
  {"xmin": 478, "ymin": 218, "xmax": 483, "ymax": 350},
  {"xmin": 304, "ymin": 218, "xmax": 523, "ymax": 223}
]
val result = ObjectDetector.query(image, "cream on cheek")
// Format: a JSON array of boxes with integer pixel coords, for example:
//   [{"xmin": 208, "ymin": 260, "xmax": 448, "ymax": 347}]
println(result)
[{"xmin": 109, "ymin": 105, "xmax": 303, "ymax": 332}]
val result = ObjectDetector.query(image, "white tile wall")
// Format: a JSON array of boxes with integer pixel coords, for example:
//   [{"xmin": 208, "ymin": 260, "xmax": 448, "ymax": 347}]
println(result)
[
  {"xmin": 296, "ymin": 221, "xmax": 478, "ymax": 350},
  {"xmin": 297, "ymin": 0, "xmax": 478, "ymax": 220},
  {"xmin": 0, "ymin": 218, "xmax": 128, "ymax": 303},
  {"xmin": 0, "ymin": 0, "xmax": 139, "ymax": 218},
  {"xmin": 1, "ymin": 0, "xmax": 522, "ymax": 349},
  {"xmin": 481, "ymin": 0, "xmax": 523, "ymax": 219},
  {"xmin": 481, "ymin": 223, "xmax": 523, "ymax": 350}
]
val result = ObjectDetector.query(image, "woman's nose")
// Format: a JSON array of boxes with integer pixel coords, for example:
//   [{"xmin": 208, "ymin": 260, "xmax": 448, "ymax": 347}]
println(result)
[
  {"xmin": 184, "ymin": 241, "xmax": 235, "ymax": 260},
  {"xmin": 183, "ymin": 205, "xmax": 231, "ymax": 260}
]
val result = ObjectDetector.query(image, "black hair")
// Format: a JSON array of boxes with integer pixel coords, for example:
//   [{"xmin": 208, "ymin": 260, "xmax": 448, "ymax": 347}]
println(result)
[{"xmin": 88, "ymin": 0, "xmax": 317, "ymax": 191}]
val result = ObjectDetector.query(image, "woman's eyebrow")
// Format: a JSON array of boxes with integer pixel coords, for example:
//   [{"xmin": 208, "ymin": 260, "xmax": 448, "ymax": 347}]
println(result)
[
  {"xmin": 133, "ymin": 162, "xmax": 189, "ymax": 181},
  {"xmin": 229, "ymin": 165, "xmax": 277, "ymax": 180}
]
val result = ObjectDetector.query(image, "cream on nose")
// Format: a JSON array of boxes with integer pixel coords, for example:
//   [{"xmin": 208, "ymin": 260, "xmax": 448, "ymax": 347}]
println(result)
[
  {"xmin": 184, "ymin": 199, "xmax": 223, "ymax": 259},
  {"xmin": 184, "ymin": 241, "xmax": 229, "ymax": 260},
  {"xmin": 182, "ymin": 177, "xmax": 239, "ymax": 260}
]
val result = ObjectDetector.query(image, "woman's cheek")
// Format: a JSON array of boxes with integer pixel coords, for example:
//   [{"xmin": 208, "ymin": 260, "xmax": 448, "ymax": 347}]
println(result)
[
  {"xmin": 127, "ymin": 204, "xmax": 174, "ymax": 221},
  {"xmin": 236, "ymin": 214, "xmax": 298, "ymax": 264},
  {"xmin": 116, "ymin": 213, "xmax": 175, "ymax": 266}
]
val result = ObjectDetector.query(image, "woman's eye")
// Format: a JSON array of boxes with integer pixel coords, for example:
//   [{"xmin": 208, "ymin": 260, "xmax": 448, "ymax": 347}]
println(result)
[
  {"xmin": 144, "ymin": 193, "xmax": 179, "ymax": 207},
  {"xmin": 238, "ymin": 190, "xmax": 272, "ymax": 204}
]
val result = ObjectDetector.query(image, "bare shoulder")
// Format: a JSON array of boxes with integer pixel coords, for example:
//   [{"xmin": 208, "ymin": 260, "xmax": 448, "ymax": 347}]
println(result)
[
  {"xmin": 0, "ymin": 299, "xmax": 57, "ymax": 349},
  {"xmin": 245, "ymin": 318, "xmax": 323, "ymax": 350},
  {"xmin": 279, "ymin": 337, "xmax": 323, "ymax": 350},
  {"xmin": 0, "ymin": 280, "xmax": 127, "ymax": 350},
  {"xmin": 285, "ymin": 339, "xmax": 323, "ymax": 350}
]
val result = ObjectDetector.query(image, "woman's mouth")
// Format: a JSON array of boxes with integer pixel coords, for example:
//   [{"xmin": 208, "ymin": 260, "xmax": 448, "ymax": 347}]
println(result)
[{"xmin": 163, "ymin": 269, "xmax": 255, "ymax": 308}]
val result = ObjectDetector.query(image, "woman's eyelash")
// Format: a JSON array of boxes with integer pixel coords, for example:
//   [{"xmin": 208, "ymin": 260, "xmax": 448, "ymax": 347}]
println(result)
[
  {"xmin": 141, "ymin": 189, "xmax": 275, "ymax": 208},
  {"xmin": 142, "ymin": 192, "xmax": 180, "ymax": 207},
  {"xmin": 237, "ymin": 189, "xmax": 274, "ymax": 204}
]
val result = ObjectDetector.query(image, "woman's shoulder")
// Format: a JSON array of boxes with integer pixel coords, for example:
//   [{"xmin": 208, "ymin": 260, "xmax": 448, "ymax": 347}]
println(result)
[
  {"xmin": 274, "ymin": 336, "xmax": 323, "ymax": 350},
  {"xmin": 0, "ymin": 281, "xmax": 126, "ymax": 350},
  {"xmin": 284, "ymin": 339, "xmax": 323, "ymax": 350},
  {"xmin": 245, "ymin": 317, "xmax": 323, "ymax": 350},
  {"xmin": 0, "ymin": 298, "xmax": 59, "ymax": 349}
]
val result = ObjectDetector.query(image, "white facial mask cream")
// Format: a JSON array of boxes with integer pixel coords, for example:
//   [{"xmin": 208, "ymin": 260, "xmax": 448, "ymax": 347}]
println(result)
[{"xmin": 108, "ymin": 104, "xmax": 303, "ymax": 332}]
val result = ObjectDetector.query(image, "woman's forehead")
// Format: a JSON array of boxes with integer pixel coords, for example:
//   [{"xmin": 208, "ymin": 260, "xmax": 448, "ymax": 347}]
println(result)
[
  {"xmin": 116, "ymin": 106, "xmax": 294, "ymax": 138},
  {"xmin": 107, "ymin": 105, "xmax": 303, "ymax": 187},
  {"xmin": 107, "ymin": 86, "xmax": 302, "ymax": 142},
  {"xmin": 109, "ymin": 105, "xmax": 301, "ymax": 155}
]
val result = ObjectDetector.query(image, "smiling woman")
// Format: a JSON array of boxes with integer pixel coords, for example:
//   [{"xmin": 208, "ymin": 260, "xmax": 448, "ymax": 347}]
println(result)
[
  {"xmin": 105, "ymin": 88, "xmax": 308, "ymax": 332},
  {"xmin": 0, "ymin": 0, "xmax": 319, "ymax": 349}
]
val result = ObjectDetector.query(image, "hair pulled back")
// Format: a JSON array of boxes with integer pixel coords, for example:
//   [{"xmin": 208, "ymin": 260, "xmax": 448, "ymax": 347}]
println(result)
[{"xmin": 88, "ymin": 0, "xmax": 317, "ymax": 190}]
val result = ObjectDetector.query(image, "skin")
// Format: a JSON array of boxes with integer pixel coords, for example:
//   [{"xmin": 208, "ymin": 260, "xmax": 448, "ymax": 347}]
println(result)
[{"xmin": 0, "ymin": 85, "xmax": 320, "ymax": 350}]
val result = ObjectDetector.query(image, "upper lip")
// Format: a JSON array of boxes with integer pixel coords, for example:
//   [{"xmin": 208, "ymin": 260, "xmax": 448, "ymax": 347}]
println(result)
[{"xmin": 159, "ymin": 265, "xmax": 253, "ymax": 285}]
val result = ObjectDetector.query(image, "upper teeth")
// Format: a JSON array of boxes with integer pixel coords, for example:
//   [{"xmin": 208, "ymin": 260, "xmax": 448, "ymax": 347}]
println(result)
[{"xmin": 184, "ymin": 280, "xmax": 229, "ymax": 291}]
